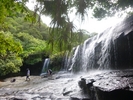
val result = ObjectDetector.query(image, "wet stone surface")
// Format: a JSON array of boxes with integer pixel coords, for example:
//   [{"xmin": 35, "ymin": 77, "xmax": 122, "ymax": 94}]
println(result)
[
  {"xmin": 0, "ymin": 70, "xmax": 133, "ymax": 100},
  {"xmin": 0, "ymin": 72, "xmax": 83, "ymax": 100},
  {"xmin": 89, "ymin": 69, "xmax": 133, "ymax": 91},
  {"xmin": 82, "ymin": 69, "xmax": 133, "ymax": 100}
]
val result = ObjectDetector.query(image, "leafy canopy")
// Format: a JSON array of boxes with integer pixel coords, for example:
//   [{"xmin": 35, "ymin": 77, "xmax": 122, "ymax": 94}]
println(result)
[
  {"xmin": 0, "ymin": 0, "xmax": 46, "ymax": 76},
  {"xmin": 0, "ymin": 31, "xmax": 23, "ymax": 76},
  {"xmin": 15, "ymin": 32, "xmax": 47, "ymax": 64},
  {"xmin": 33, "ymin": 0, "xmax": 133, "ymax": 53},
  {"xmin": 0, "ymin": 0, "xmax": 37, "ymax": 30}
]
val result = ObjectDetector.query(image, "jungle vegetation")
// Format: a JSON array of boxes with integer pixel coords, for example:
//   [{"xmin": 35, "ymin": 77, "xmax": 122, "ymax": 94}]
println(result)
[{"xmin": 0, "ymin": 0, "xmax": 89, "ymax": 76}]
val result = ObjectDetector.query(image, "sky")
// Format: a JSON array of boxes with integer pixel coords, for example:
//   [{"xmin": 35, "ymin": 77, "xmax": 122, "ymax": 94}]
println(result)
[
  {"xmin": 26, "ymin": 0, "xmax": 126, "ymax": 34},
  {"xmin": 40, "ymin": 11, "xmax": 124, "ymax": 34}
]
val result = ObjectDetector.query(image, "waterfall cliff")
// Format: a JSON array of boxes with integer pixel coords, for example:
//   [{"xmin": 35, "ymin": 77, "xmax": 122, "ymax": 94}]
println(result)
[
  {"xmin": 41, "ymin": 58, "xmax": 50, "ymax": 73},
  {"xmin": 67, "ymin": 15, "xmax": 133, "ymax": 72}
]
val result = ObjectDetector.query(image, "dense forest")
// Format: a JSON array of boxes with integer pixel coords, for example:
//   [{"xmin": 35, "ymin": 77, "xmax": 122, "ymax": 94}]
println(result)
[
  {"xmin": 0, "ymin": 14, "xmax": 47, "ymax": 76},
  {"xmin": 0, "ymin": 12, "xmax": 89, "ymax": 76}
]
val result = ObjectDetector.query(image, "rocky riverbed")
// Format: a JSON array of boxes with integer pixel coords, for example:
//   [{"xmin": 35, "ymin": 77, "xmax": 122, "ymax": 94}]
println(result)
[
  {"xmin": 0, "ymin": 69, "xmax": 133, "ymax": 100},
  {"xmin": 80, "ymin": 69, "xmax": 133, "ymax": 100},
  {"xmin": 0, "ymin": 72, "xmax": 83, "ymax": 100}
]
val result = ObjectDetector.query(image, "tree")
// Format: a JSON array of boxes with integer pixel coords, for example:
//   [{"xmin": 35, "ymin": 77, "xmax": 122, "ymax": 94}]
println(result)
[
  {"xmin": 6, "ymin": 15, "xmax": 48, "ymax": 40},
  {"xmin": 0, "ymin": 31, "xmax": 23, "ymax": 76},
  {"xmin": 15, "ymin": 32, "xmax": 47, "ymax": 65},
  {"xmin": 33, "ymin": 0, "xmax": 133, "ymax": 53},
  {"xmin": 0, "ymin": 0, "xmax": 37, "ymax": 31}
]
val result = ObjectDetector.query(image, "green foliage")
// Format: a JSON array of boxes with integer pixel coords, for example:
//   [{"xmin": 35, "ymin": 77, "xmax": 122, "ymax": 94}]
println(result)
[
  {"xmin": 1, "ymin": 12, "xmax": 49, "ymax": 74},
  {"xmin": 0, "ymin": 0, "xmax": 30, "ymax": 30},
  {"xmin": 0, "ymin": 31, "xmax": 23, "ymax": 57},
  {"xmin": 76, "ymin": 29, "xmax": 90, "ymax": 43},
  {"xmin": 5, "ymin": 16, "xmax": 48, "ymax": 40},
  {"xmin": 49, "ymin": 52, "xmax": 65, "ymax": 71},
  {"xmin": 35, "ymin": 0, "xmax": 133, "ymax": 23},
  {"xmin": 47, "ymin": 26, "xmax": 89, "ymax": 55},
  {"xmin": 35, "ymin": 0, "xmax": 133, "ymax": 53},
  {"xmin": 0, "ymin": 56, "xmax": 22, "ymax": 76},
  {"xmin": 0, "ymin": 1, "xmax": 50, "ymax": 76},
  {"xmin": 0, "ymin": 31, "xmax": 23, "ymax": 76},
  {"xmin": 15, "ymin": 32, "xmax": 47, "ymax": 65}
]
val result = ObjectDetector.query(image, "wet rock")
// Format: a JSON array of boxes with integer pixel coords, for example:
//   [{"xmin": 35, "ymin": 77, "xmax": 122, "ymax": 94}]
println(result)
[
  {"xmin": 10, "ymin": 79, "xmax": 16, "ymax": 83},
  {"xmin": 1, "ymin": 70, "xmax": 133, "ymax": 100},
  {"xmin": 83, "ymin": 69, "xmax": 133, "ymax": 100},
  {"xmin": 63, "ymin": 90, "xmax": 73, "ymax": 96},
  {"xmin": 70, "ymin": 97, "xmax": 90, "ymax": 100},
  {"xmin": 70, "ymin": 92, "xmax": 90, "ymax": 100},
  {"xmin": 40, "ymin": 72, "xmax": 48, "ymax": 78},
  {"xmin": 78, "ymin": 78, "xmax": 89, "ymax": 94},
  {"xmin": 94, "ymin": 88, "xmax": 133, "ymax": 100},
  {"xmin": 86, "ymin": 79, "xmax": 96, "ymax": 100},
  {"xmin": 10, "ymin": 97, "xmax": 26, "ymax": 100},
  {"xmin": 62, "ymin": 87, "xmax": 73, "ymax": 96}
]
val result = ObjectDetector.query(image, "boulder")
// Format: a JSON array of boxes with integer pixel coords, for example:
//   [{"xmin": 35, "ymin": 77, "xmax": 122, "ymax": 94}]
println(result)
[{"xmin": 79, "ymin": 69, "xmax": 133, "ymax": 100}]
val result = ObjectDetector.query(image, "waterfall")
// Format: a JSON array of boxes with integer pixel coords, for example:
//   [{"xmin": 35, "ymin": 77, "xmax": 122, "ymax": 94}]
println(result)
[
  {"xmin": 67, "ymin": 27, "xmax": 114, "ymax": 72},
  {"xmin": 65, "ymin": 15, "xmax": 133, "ymax": 72},
  {"xmin": 68, "ymin": 46, "xmax": 80, "ymax": 72},
  {"xmin": 63, "ymin": 51, "xmax": 70, "ymax": 71},
  {"xmin": 41, "ymin": 58, "xmax": 50, "ymax": 73}
]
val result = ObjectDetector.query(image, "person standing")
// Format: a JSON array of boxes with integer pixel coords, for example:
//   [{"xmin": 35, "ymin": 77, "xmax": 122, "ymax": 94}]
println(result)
[
  {"xmin": 26, "ymin": 68, "xmax": 30, "ymax": 81},
  {"xmin": 47, "ymin": 69, "xmax": 52, "ymax": 76}
]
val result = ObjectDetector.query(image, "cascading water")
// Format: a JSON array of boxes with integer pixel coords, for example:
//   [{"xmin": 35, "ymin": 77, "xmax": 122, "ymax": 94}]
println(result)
[
  {"xmin": 41, "ymin": 58, "xmax": 50, "ymax": 73},
  {"xmin": 66, "ymin": 15, "xmax": 133, "ymax": 72}
]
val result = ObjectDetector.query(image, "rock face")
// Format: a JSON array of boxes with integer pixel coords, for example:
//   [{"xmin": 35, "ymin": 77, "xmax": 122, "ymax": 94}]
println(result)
[
  {"xmin": 78, "ymin": 69, "xmax": 133, "ymax": 100},
  {"xmin": 67, "ymin": 15, "xmax": 133, "ymax": 72},
  {"xmin": 63, "ymin": 15, "xmax": 133, "ymax": 99}
]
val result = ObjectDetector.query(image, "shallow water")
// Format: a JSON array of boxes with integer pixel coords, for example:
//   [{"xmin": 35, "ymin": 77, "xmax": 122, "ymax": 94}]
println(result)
[
  {"xmin": 0, "ymin": 71, "xmax": 84, "ymax": 100},
  {"xmin": 1, "ymin": 70, "xmax": 133, "ymax": 100}
]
